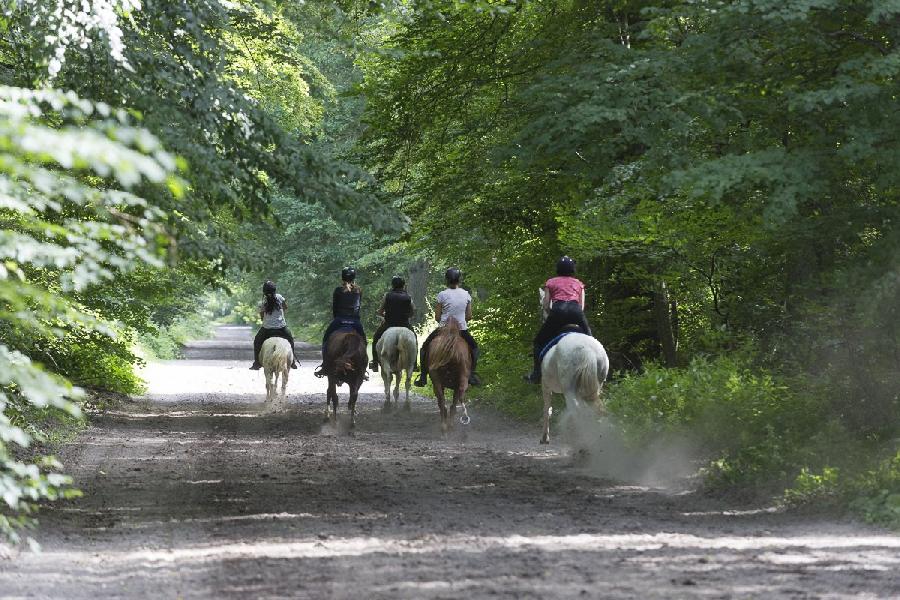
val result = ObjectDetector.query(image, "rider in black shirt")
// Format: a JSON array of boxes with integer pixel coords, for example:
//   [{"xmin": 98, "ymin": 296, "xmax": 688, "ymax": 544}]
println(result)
[
  {"xmin": 369, "ymin": 275, "xmax": 416, "ymax": 372},
  {"xmin": 314, "ymin": 267, "xmax": 366, "ymax": 377}
]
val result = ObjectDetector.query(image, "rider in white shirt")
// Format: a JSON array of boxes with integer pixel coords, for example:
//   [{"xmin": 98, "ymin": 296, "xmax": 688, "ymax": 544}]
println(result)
[{"xmin": 414, "ymin": 267, "xmax": 481, "ymax": 386}]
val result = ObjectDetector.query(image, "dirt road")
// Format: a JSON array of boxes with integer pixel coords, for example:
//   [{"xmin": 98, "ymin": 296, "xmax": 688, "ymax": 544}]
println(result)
[{"xmin": 2, "ymin": 327, "xmax": 898, "ymax": 598}]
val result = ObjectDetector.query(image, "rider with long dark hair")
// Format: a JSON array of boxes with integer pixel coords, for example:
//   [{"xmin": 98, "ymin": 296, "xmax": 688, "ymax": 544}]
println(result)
[
  {"xmin": 523, "ymin": 256, "xmax": 592, "ymax": 383},
  {"xmin": 414, "ymin": 267, "xmax": 481, "ymax": 387},
  {"xmin": 369, "ymin": 275, "xmax": 416, "ymax": 372},
  {"xmin": 314, "ymin": 266, "xmax": 366, "ymax": 377},
  {"xmin": 249, "ymin": 280, "xmax": 298, "ymax": 370}
]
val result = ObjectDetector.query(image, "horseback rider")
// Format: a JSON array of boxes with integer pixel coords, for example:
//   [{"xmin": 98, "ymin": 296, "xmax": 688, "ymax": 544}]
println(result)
[
  {"xmin": 523, "ymin": 256, "xmax": 592, "ymax": 384},
  {"xmin": 414, "ymin": 267, "xmax": 481, "ymax": 387},
  {"xmin": 314, "ymin": 266, "xmax": 366, "ymax": 378},
  {"xmin": 369, "ymin": 275, "xmax": 416, "ymax": 372},
  {"xmin": 249, "ymin": 280, "xmax": 298, "ymax": 370}
]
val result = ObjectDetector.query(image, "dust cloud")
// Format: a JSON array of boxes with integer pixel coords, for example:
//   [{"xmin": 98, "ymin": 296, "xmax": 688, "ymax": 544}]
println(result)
[{"xmin": 557, "ymin": 402, "xmax": 699, "ymax": 489}]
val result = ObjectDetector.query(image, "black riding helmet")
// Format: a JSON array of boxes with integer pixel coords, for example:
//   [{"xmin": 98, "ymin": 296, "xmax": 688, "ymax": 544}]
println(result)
[
  {"xmin": 263, "ymin": 280, "xmax": 277, "ymax": 294},
  {"xmin": 445, "ymin": 267, "xmax": 462, "ymax": 285},
  {"xmin": 391, "ymin": 275, "xmax": 405, "ymax": 290},
  {"xmin": 556, "ymin": 256, "xmax": 576, "ymax": 276},
  {"xmin": 341, "ymin": 266, "xmax": 357, "ymax": 282}
]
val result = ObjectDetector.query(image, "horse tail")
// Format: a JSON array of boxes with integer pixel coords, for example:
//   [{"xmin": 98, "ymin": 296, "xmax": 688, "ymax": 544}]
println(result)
[
  {"xmin": 332, "ymin": 332, "xmax": 366, "ymax": 377},
  {"xmin": 264, "ymin": 338, "xmax": 293, "ymax": 371},
  {"xmin": 429, "ymin": 318, "xmax": 468, "ymax": 371},
  {"xmin": 572, "ymin": 345, "xmax": 601, "ymax": 404}
]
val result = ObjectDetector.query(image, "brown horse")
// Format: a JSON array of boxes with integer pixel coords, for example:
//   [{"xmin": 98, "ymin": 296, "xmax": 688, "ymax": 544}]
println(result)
[
  {"xmin": 323, "ymin": 330, "xmax": 368, "ymax": 428},
  {"xmin": 427, "ymin": 318, "xmax": 472, "ymax": 434}
]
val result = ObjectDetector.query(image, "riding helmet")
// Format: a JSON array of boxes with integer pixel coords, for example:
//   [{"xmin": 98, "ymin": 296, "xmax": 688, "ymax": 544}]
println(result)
[
  {"xmin": 391, "ymin": 275, "xmax": 405, "ymax": 290},
  {"xmin": 341, "ymin": 266, "xmax": 357, "ymax": 282},
  {"xmin": 556, "ymin": 256, "xmax": 576, "ymax": 276},
  {"xmin": 445, "ymin": 267, "xmax": 462, "ymax": 285},
  {"xmin": 262, "ymin": 280, "xmax": 277, "ymax": 295}
]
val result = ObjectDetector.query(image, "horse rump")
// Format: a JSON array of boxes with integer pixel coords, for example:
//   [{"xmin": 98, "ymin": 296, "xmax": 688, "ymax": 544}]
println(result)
[
  {"xmin": 428, "ymin": 318, "xmax": 470, "ymax": 384},
  {"xmin": 325, "ymin": 330, "xmax": 367, "ymax": 382}
]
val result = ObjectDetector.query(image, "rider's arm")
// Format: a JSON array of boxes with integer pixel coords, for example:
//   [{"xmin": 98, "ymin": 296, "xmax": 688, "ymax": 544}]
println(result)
[
  {"xmin": 377, "ymin": 294, "xmax": 386, "ymax": 317},
  {"xmin": 580, "ymin": 287, "xmax": 586, "ymax": 310},
  {"xmin": 542, "ymin": 286, "xmax": 552, "ymax": 312},
  {"xmin": 434, "ymin": 303, "xmax": 442, "ymax": 323},
  {"xmin": 465, "ymin": 300, "xmax": 473, "ymax": 322}
]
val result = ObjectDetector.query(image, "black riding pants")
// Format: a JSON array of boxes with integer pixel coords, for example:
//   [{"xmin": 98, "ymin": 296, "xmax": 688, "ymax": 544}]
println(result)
[
  {"xmin": 322, "ymin": 317, "xmax": 366, "ymax": 356},
  {"xmin": 371, "ymin": 320, "xmax": 415, "ymax": 359},
  {"xmin": 253, "ymin": 327, "xmax": 295, "ymax": 365},
  {"xmin": 532, "ymin": 302, "xmax": 591, "ymax": 369}
]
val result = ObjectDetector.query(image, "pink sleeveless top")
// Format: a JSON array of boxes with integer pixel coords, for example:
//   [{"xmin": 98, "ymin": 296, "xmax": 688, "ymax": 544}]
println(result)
[{"xmin": 545, "ymin": 276, "xmax": 584, "ymax": 306}]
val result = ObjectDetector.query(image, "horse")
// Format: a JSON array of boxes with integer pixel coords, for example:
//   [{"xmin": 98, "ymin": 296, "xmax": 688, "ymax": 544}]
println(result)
[
  {"xmin": 376, "ymin": 326, "xmax": 418, "ymax": 412},
  {"xmin": 539, "ymin": 332, "xmax": 609, "ymax": 444},
  {"xmin": 427, "ymin": 318, "xmax": 472, "ymax": 434},
  {"xmin": 260, "ymin": 337, "xmax": 293, "ymax": 411},
  {"xmin": 322, "ymin": 330, "xmax": 368, "ymax": 428}
]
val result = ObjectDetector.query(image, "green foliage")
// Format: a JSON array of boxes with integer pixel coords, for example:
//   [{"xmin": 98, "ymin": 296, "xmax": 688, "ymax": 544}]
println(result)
[
  {"xmin": 606, "ymin": 356, "xmax": 822, "ymax": 485},
  {"xmin": 0, "ymin": 84, "xmax": 178, "ymax": 542},
  {"xmin": 138, "ymin": 312, "xmax": 213, "ymax": 360}
]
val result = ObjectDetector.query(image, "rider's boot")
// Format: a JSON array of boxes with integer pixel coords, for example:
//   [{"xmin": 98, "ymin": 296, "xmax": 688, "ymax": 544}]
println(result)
[
  {"xmin": 369, "ymin": 359, "xmax": 379, "ymax": 372},
  {"xmin": 314, "ymin": 364, "xmax": 326, "ymax": 378},
  {"xmin": 249, "ymin": 362, "xmax": 262, "ymax": 371},
  {"xmin": 414, "ymin": 345, "xmax": 428, "ymax": 385},
  {"xmin": 523, "ymin": 353, "xmax": 541, "ymax": 384},
  {"xmin": 291, "ymin": 359, "xmax": 299, "ymax": 369},
  {"xmin": 468, "ymin": 347, "xmax": 482, "ymax": 386}
]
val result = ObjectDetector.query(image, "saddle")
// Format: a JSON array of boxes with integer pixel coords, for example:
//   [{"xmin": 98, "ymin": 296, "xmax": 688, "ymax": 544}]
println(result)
[{"xmin": 538, "ymin": 327, "xmax": 583, "ymax": 363}]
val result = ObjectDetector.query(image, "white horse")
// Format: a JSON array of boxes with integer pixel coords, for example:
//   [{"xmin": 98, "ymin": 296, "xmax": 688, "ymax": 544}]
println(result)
[
  {"xmin": 539, "ymin": 332, "xmax": 609, "ymax": 445},
  {"xmin": 260, "ymin": 337, "xmax": 293, "ymax": 411},
  {"xmin": 376, "ymin": 327, "xmax": 418, "ymax": 411}
]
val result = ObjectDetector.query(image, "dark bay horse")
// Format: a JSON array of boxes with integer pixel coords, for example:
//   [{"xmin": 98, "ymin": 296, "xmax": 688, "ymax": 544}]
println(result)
[
  {"xmin": 427, "ymin": 318, "xmax": 472, "ymax": 434},
  {"xmin": 323, "ymin": 330, "xmax": 367, "ymax": 428}
]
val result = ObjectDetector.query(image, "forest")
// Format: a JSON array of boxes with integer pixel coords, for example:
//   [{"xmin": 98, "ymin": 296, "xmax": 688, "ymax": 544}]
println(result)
[{"xmin": 2, "ymin": 0, "xmax": 899, "ymax": 544}]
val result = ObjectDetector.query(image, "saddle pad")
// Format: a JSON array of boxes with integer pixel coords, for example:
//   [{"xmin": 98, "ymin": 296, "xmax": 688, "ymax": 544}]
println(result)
[{"xmin": 538, "ymin": 331, "xmax": 577, "ymax": 362}]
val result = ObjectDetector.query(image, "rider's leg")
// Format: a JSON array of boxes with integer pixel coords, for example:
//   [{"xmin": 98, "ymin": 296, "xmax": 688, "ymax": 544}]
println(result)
[
  {"xmin": 369, "ymin": 321, "xmax": 388, "ymax": 371},
  {"xmin": 250, "ymin": 327, "xmax": 268, "ymax": 369},
  {"xmin": 525, "ymin": 313, "xmax": 561, "ymax": 383},
  {"xmin": 280, "ymin": 327, "xmax": 298, "ymax": 368},
  {"xmin": 315, "ymin": 318, "xmax": 341, "ymax": 377},
  {"xmin": 414, "ymin": 329, "xmax": 438, "ymax": 386},
  {"xmin": 460, "ymin": 330, "xmax": 481, "ymax": 386}
]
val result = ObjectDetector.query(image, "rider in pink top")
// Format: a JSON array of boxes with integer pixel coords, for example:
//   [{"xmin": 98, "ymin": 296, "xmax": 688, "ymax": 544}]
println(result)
[
  {"xmin": 544, "ymin": 275, "xmax": 585, "ymax": 305},
  {"xmin": 524, "ymin": 256, "xmax": 593, "ymax": 384}
]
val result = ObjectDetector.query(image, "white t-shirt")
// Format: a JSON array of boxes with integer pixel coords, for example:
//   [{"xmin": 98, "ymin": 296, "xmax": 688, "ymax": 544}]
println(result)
[
  {"xmin": 259, "ymin": 293, "xmax": 286, "ymax": 329},
  {"xmin": 437, "ymin": 287, "xmax": 472, "ymax": 330}
]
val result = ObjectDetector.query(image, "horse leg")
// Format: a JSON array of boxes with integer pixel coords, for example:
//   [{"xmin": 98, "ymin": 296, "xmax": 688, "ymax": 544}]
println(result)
[
  {"xmin": 540, "ymin": 383, "xmax": 553, "ymax": 444},
  {"xmin": 325, "ymin": 378, "xmax": 336, "ymax": 423},
  {"xmin": 403, "ymin": 368, "xmax": 412, "ymax": 412},
  {"xmin": 348, "ymin": 379, "xmax": 360, "ymax": 430},
  {"xmin": 434, "ymin": 381, "xmax": 448, "ymax": 434},
  {"xmin": 280, "ymin": 366, "xmax": 289, "ymax": 410},
  {"xmin": 265, "ymin": 369, "xmax": 273, "ymax": 404},
  {"xmin": 381, "ymin": 365, "xmax": 392, "ymax": 412},
  {"xmin": 392, "ymin": 371, "xmax": 400, "ymax": 408}
]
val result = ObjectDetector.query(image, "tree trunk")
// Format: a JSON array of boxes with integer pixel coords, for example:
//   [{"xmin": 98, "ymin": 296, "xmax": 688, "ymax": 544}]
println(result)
[
  {"xmin": 653, "ymin": 280, "xmax": 678, "ymax": 367},
  {"xmin": 407, "ymin": 259, "xmax": 429, "ymax": 326}
]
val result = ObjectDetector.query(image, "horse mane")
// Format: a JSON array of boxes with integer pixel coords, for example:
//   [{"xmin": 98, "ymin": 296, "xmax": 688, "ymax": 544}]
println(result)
[
  {"xmin": 429, "ymin": 318, "xmax": 470, "ymax": 372},
  {"xmin": 326, "ymin": 331, "xmax": 366, "ymax": 379}
]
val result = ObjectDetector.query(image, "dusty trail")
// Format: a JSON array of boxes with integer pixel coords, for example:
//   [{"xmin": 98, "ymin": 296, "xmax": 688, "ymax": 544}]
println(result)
[{"xmin": 1, "ymin": 327, "xmax": 898, "ymax": 599}]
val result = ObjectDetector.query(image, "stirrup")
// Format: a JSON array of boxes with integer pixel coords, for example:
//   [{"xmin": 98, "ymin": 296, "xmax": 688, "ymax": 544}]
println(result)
[{"xmin": 313, "ymin": 365, "xmax": 327, "ymax": 378}]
